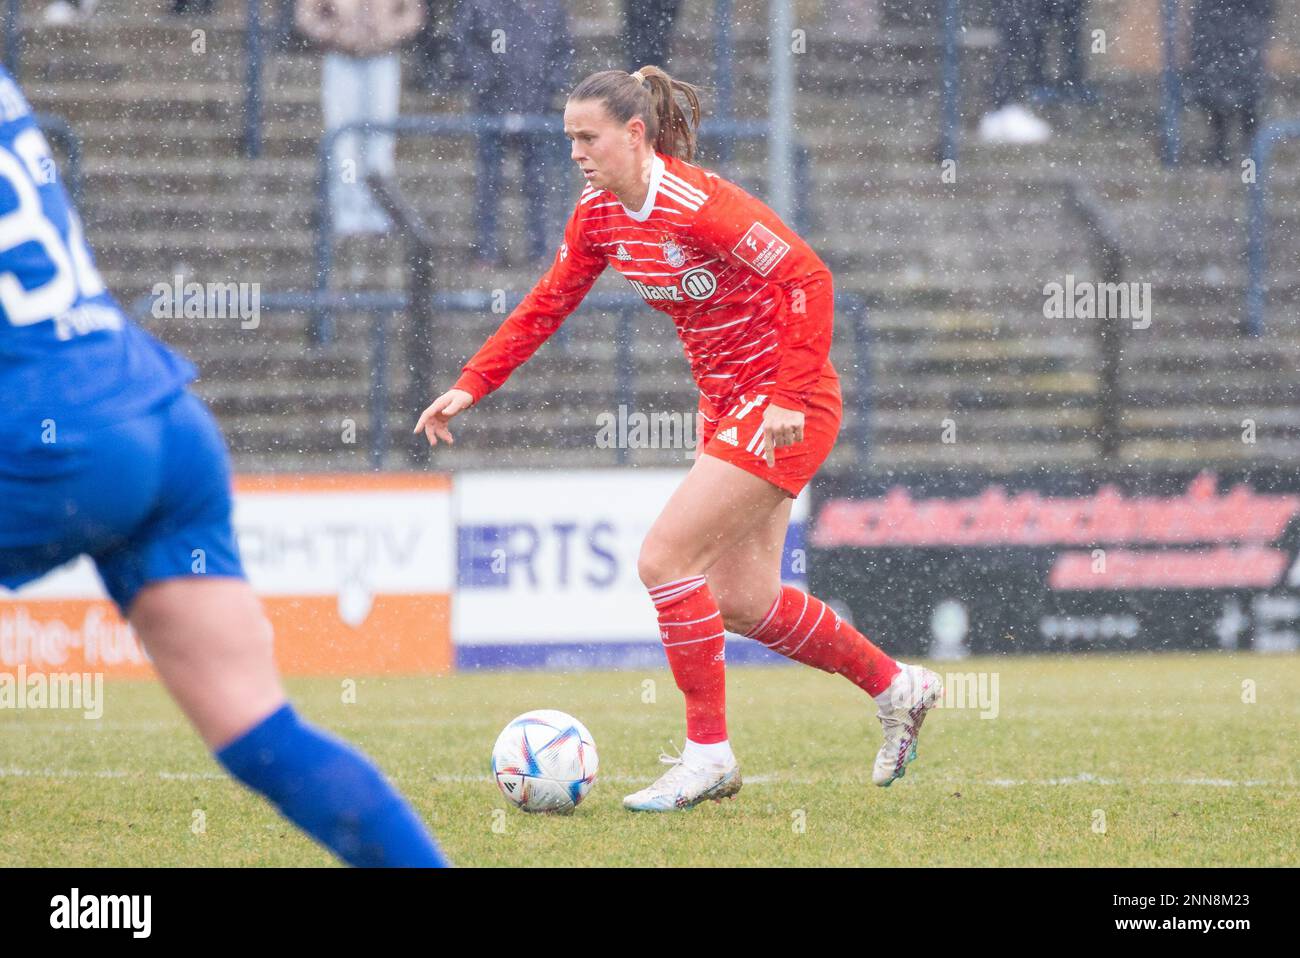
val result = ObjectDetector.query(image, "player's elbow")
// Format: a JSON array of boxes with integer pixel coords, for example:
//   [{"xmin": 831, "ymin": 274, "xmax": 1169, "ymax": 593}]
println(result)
[
  {"xmin": 808, "ymin": 263, "xmax": 833, "ymax": 298},
  {"xmin": 785, "ymin": 270, "xmax": 833, "ymax": 318}
]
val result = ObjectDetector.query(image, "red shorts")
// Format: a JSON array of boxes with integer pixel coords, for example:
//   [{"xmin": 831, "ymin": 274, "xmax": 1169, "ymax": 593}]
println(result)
[{"xmin": 697, "ymin": 365, "xmax": 843, "ymax": 498}]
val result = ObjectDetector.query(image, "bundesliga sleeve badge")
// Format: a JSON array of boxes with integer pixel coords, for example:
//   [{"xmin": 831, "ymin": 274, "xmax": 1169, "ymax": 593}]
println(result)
[{"xmin": 731, "ymin": 221, "xmax": 791, "ymax": 276}]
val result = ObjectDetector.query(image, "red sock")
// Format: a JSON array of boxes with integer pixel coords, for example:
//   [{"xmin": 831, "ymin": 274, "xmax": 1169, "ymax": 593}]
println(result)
[
  {"xmin": 746, "ymin": 585, "xmax": 900, "ymax": 696},
  {"xmin": 648, "ymin": 574, "xmax": 727, "ymax": 744}
]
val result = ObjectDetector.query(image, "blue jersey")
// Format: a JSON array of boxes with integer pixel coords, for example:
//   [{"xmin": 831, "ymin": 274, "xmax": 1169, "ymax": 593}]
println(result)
[{"xmin": 0, "ymin": 66, "xmax": 194, "ymax": 455}]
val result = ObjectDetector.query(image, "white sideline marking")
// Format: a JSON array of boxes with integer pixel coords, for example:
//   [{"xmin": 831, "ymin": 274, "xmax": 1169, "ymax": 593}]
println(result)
[
  {"xmin": 0, "ymin": 766, "xmax": 224, "ymax": 781},
  {"xmin": 2, "ymin": 767, "xmax": 1296, "ymax": 789},
  {"xmin": 0, "ymin": 716, "xmax": 496, "ymax": 733},
  {"xmin": 971, "ymin": 774, "xmax": 1299, "ymax": 788},
  {"xmin": 0, "ymin": 768, "xmax": 781, "ymax": 786}
]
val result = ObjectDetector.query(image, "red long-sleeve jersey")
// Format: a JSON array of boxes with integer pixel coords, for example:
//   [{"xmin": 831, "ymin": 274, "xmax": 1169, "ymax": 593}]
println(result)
[{"xmin": 452, "ymin": 151, "xmax": 835, "ymax": 419}]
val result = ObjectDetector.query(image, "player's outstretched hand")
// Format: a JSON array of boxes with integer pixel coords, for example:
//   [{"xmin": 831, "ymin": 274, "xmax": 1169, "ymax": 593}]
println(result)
[
  {"xmin": 413, "ymin": 388, "xmax": 475, "ymax": 448},
  {"xmin": 761, "ymin": 403, "xmax": 805, "ymax": 468}
]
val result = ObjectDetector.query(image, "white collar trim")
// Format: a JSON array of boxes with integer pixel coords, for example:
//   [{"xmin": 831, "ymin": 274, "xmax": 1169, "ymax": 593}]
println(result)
[{"xmin": 621, "ymin": 153, "xmax": 664, "ymax": 222}]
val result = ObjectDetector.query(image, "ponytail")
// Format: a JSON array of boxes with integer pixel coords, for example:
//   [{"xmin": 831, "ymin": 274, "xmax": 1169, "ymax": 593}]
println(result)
[{"xmin": 568, "ymin": 66, "xmax": 704, "ymax": 161}]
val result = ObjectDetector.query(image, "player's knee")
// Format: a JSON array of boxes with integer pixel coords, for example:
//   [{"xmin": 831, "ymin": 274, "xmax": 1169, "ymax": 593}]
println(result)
[
  {"xmin": 715, "ymin": 598, "xmax": 764, "ymax": 637},
  {"xmin": 637, "ymin": 538, "xmax": 684, "ymax": 589},
  {"xmin": 718, "ymin": 608, "xmax": 755, "ymax": 636},
  {"xmin": 637, "ymin": 541, "xmax": 712, "ymax": 590},
  {"xmin": 711, "ymin": 580, "xmax": 782, "ymax": 637}
]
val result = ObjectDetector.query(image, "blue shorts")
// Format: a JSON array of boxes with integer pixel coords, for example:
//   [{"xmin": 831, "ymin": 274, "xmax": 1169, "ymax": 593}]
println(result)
[{"xmin": 0, "ymin": 390, "xmax": 245, "ymax": 615}]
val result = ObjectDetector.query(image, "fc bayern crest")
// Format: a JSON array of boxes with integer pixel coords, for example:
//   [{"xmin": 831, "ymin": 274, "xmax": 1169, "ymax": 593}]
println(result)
[{"xmin": 661, "ymin": 239, "xmax": 687, "ymax": 268}]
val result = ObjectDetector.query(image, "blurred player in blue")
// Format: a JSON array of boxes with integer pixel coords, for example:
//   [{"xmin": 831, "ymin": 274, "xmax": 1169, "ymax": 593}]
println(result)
[{"xmin": 0, "ymin": 66, "xmax": 446, "ymax": 867}]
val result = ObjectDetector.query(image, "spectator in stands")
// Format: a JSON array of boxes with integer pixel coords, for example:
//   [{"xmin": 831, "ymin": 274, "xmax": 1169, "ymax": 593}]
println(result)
[
  {"xmin": 1188, "ymin": 0, "xmax": 1275, "ymax": 165},
  {"xmin": 409, "ymin": 0, "xmax": 457, "ymax": 92},
  {"xmin": 453, "ymin": 0, "xmax": 573, "ymax": 267},
  {"xmin": 979, "ymin": 0, "xmax": 1053, "ymax": 144},
  {"xmin": 296, "ymin": 0, "xmax": 426, "ymax": 235},
  {"xmin": 624, "ymin": 0, "xmax": 681, "ymax": 69},
  {"xmin": 1030, "ymin": 0, "xmax": 1094, "ymax": 103}
]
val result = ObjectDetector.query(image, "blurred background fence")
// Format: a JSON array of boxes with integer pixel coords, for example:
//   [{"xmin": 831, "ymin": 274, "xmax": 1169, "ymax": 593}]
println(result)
[
  {"xmin": 5, "ymin": 0, "xmax": 1297, "ymax": 477},
  {"xmin": 4, "ymin": 0, "xmax": 1300, "ymax": 659}
]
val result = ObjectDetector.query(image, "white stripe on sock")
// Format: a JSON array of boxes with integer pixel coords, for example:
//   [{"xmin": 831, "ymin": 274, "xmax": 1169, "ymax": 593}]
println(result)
[
  {"xmin": 761, "ymin": 591, "xmax": 808, "ymax": 649},
  {"xmin": 784, "ymin": 602, "xmax": 827, "ymax": 657},
  {"xmin": 745, "ymin": 592, "xmax": 784, "ymax": 639},
  {"xmin": 662, "ymin": 612, "xmax": 722, "ymax": 627},
  {"xmin": 662, "ymin": 632, "xmax": 726, "ymax": 648},
  {"xmin": 648, "ymin": 574, "xmax": 706, "ymax": 596},
  {"xmin": 652, "ymin": 585, "xmax": 708, "ymax": 608},
  {"xmin": 651, "ymin": 578, "xmax": 709, "ymax": 607}
]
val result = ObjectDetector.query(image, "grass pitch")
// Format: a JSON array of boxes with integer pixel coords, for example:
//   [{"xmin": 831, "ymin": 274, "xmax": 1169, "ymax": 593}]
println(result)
[{"xmin": 2, "ymin": 653, "xmax": 1297, "ymax": 867}]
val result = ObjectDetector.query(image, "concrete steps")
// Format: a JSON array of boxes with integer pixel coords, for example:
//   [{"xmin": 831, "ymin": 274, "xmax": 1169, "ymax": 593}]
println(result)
[{"xmin": 8, "ymin": 4, "xmax": 1300, "ymax": 476}]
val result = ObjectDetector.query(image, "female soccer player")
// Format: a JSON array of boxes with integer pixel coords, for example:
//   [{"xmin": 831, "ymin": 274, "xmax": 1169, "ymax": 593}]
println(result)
[
  {"xmin": 415, "ymin": 66, "xmax": 943, "ymax": 811},
  {"xmin": 0, "ymin": 67, "xmax": 445, "ymax": 866}
]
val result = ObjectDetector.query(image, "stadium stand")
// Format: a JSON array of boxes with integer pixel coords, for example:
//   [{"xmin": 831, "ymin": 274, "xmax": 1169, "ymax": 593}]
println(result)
[{"xmin": 12, "ymin": 0, "xmax": 1300, "ymax": 473}]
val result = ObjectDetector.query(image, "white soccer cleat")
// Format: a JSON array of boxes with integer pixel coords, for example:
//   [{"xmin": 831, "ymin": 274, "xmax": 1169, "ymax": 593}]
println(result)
[
  {"xmin": 872, "ymin": 664, "xmax": 942, "ymax": 787},
  {"xmin": 623, "ymin": 746, "xmax": 742, "ymax": 812}
]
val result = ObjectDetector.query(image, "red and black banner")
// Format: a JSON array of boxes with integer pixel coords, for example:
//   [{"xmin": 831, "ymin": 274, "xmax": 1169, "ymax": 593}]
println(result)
[{"xmin": 807, "ymin": 468, "xmax": 1300, "ymax": 656}]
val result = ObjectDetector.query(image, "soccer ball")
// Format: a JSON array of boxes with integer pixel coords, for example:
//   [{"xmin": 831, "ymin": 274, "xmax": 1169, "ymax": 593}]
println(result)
[{"xmin": 491, "ymin": 709, "xmax": 598, "ymax": 813}]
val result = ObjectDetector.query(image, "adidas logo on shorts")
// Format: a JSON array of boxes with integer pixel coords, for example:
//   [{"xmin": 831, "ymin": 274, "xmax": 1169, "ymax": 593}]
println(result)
[{"xmin": 717, "ymin": 426, "xmax": 739, "ymax": 446}]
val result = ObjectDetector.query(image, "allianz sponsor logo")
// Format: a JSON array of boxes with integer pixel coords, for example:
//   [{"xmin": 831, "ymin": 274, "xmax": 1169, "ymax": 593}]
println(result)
[
  {"xmin": 50, "ymin": 888, "xmax": 151, "ymax": 938},
  {"xmin": 627, "ymin": 267, "xmax": 717, "ymax": 304},
  {"xmin": 627, "ymin": 278, "xmax": 683, "ymax": 302}
]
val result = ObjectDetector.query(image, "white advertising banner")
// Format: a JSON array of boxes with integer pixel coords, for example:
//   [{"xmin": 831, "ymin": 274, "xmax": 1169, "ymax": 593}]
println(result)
[
  {"xmin": 453, "ymin": 469, "xmax": 809, "ymax": 668},
  {"xmin": 2, "ymin": 475, "xmax": 456, "ymax": 676}
]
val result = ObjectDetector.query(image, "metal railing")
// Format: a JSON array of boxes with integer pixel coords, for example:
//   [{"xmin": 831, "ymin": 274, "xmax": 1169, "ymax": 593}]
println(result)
[
  {"xmin": 244, "ymin": 0, "xmax": 264, "ymax": 158},
  {"xmin": 3, "ymin": 0, "xmax": 20, "ymax": 80},
  {"xmin": 405, "ymin": 288, "xmax": 872, "ymax": 468},
  {"xmin": 311, "ymin": 114, "xmax": 812, "ymax": 343},
  {"xmin": 366, "ymin": 167, "xmax": 867, "ymax": 467},
  {"xmin": 0, "ymin": 0, "xmax": 1187, "ymax": 177},
  {"xmin": 129, "ymin": 285, "xmax": 870, "ymax": 470},
  {"xmin": 939, "ymin": 0, "xmax": 962, "ymax": 162},
  {"xmin": 244, "ymin": 0, "xmax": 747, "ymax": 161},
  {"xmin": 1245, "ymin": 119, "xmax": 1300, "ymax": 336},
  {"xmin": 1057, "ymin": 178, "xmax": 1127, "ymax": 457},
  {"xmin": 364, "ymin": 170, "xmax": 444, "ymax": 435},
  {"xmin": 1160, "ymin": 0, "xmax": 1183, "ymax": 167},
  {"xmin": 129, "ymin": 289, "xmax": 406, "ymax": 467}
]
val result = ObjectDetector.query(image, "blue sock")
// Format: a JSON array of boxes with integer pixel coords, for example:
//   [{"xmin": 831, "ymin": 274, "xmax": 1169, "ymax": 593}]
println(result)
[{"xmin": 216, "ymin": 704, "xmax": 448, "ymax": 867}]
